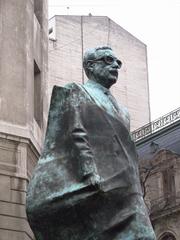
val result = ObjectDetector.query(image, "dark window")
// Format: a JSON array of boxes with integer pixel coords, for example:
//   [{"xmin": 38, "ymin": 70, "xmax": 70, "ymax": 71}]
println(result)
[
  {"xmin": 34, "ymin": 61, "xmax": 42, "ymax": 127},
  {"xmin": 162, "ymin": 166, "xmax": 175, "ymax": 203}
]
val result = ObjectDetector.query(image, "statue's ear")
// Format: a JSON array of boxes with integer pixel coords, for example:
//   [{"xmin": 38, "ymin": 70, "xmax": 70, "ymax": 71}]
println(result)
[{"xmin": 87, "ymin": 61, "xmax": 94, "ymax": 72}]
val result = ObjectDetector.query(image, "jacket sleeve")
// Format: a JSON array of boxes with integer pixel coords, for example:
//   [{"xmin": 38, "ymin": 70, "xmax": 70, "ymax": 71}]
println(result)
[
  {"xmin": 66, "ymin": 85, "xmax": 99, "ymax": 181},
  {"xmin": 70, "ymin": 105, "xmax": 99, "ymax": 180}
]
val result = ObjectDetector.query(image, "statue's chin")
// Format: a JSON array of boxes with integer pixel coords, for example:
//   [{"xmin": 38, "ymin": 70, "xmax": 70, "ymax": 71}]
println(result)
[
  {"xmin": 106, "ymin": 78, "xmax": 117, "ymax": 88},
  {"xmin": 94, "ymin": 77, "xmax": 117, "ymax": 89}
]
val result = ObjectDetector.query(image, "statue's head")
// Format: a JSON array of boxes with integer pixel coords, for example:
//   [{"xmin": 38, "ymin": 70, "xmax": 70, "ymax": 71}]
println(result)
[{"xmin": 83, "ymin": 46, "xmax": 122, "ymax": 89}]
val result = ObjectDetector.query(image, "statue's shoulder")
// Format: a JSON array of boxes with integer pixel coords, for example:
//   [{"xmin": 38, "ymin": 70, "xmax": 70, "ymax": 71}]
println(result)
[
  {"xmin": 64, "ymin": 82, "xmax": 83, "ymax": 91},
  {"xmin": 51, "ymin": 83, "xmax": 90, "ymax": 107},
  {"xmin": 52, "ymin": 82, "xmax": 81, "ymax": 92},
  {"xmin": 118, "ymin": 101, "xmax": 130, "ymax": 119},
  {"xmin": 51, "ymin": 83, "xmax": 84, "ymax": 100},
  {"xmin": 118, "ymin": 103, "xmax": 130, "ymax": 130},
  {"xmin": 123, "ymin": 106, "xmax": 130, "ymax": 120}
]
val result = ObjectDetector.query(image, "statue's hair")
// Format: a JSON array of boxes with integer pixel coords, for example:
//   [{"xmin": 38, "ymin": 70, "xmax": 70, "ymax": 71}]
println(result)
[{"xmin": 83, "ymin": 46, "xmax": 112, "ymax": 78}]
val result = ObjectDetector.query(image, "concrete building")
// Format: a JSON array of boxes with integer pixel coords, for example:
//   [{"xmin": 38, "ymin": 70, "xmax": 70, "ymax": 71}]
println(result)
[
  {"xmin": 0, "ymin": 0, "xmax": 48, "ymax": 239},
  {"xmin": 48, "ymin": 15, "xmax": 151, "ymax": 131}
]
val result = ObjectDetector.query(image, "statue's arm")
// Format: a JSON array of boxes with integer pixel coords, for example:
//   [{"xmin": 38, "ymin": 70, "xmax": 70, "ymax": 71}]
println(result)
[
  {"xmin": 65, "ymin": 84, "xmax": 100, "ymax": 187},
  {"xmin": 71, "ymin": 124, "xmax": 100, "ymax": 179},
  {"xmin": 71, "ymin": 123, "xmax": 100, "ymax": 186}
]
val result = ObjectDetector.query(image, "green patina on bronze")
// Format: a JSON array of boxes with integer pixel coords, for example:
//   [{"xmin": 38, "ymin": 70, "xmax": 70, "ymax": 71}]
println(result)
[{"xmin": 26, "ymin": 47, "xmax": 156, "ymax": 240}]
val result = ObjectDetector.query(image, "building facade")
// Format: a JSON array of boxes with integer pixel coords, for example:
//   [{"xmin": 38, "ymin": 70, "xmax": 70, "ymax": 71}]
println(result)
[
  {"xmin": 48, "ymin": 15, "xmax": 151, "ymax": 131},
  {"xmin": 132, "ymin": 108, "xmax": 180, "ymax": 239},
  {"xmin": 0, "ymin": 0, "xmax": 48, "ymax": 239}
]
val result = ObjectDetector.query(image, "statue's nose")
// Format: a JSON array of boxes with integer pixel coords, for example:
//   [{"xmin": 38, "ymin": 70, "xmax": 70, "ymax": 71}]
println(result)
[{"xmin": 112, "ymin": 60, "xmax": 120, "ymax": 69}]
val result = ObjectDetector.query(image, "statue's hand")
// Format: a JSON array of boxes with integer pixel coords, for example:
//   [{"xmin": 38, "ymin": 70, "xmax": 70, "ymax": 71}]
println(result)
[{"xmin": 88, "ymin": 173, "xmax": 102, "ymax": 190}]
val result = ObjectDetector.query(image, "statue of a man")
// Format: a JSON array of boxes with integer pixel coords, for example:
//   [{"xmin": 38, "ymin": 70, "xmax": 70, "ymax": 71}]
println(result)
[{"xmin": 26, "ymin": 46, "xmax": 156, "ymax": 240}]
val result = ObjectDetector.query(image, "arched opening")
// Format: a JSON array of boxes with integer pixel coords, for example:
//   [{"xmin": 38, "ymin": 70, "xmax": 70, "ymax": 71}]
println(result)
[{"xmin": 159, "ymin": 232, "xmax": 176, "ymax": 240}]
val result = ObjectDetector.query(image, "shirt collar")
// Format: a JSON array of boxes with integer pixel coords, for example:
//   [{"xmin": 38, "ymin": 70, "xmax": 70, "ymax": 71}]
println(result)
[{"xmin": 85, "ymin": 80, "xmax": 111, "ymax": 95}]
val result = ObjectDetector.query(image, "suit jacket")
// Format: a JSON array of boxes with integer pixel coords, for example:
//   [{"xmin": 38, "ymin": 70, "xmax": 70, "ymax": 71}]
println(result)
[
  {"xmin": 27, "ymin": 81, "xmax": 142, "ymax": 214},
  {"xmin": 26, "ymin": 81, "xmax": 156, "ymax": 240}
]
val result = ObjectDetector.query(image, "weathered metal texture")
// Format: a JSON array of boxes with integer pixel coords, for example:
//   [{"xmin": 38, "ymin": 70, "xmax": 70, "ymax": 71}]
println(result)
[
  {"xmin": 27, "ymin": 47, "xmax": 156, "ymax": 239},
  {"xmin": 26, "ymin": 83, "xmax": 156, "ymax": 240}
]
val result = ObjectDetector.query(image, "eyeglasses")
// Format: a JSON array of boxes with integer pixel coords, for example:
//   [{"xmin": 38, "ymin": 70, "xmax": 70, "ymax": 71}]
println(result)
[{"xmin": 88, "ymin": 56, "xmax": 122, "ymax": 68}]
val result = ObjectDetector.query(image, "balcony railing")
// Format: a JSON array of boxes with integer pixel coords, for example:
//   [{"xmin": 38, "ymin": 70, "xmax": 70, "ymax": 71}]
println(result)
[{"xmin": 131, "ymin": 107, "xmax": 180, "ymax": 142}]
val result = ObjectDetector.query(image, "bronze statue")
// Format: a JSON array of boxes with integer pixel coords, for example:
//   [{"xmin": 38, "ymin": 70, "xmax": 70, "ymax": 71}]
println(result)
[{"xmin": 26, "ymin": 46, "xmax": 156, "ymax": 239}]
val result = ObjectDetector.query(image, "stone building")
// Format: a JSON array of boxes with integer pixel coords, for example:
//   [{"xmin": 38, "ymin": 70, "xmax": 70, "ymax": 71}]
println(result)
[
  {"xmin": 0, "ymin": 0, "xmax": 48, "ymax": 239},
  {"xmin": 48, "ymin": 15, "xmax": 151, "ymax": 131},
  {"xmin": 132, "ymin": 107, "xmax": 180, "ymax": 239}
]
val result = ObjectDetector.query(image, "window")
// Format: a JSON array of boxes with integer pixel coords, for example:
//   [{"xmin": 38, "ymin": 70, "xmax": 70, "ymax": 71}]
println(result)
[
  {"xmin": 162, "ymin": 166, "xmax": 175, "ymax": 204},
  {"xmin": 159, "ymin": 232, "xmax": 176, "ymax": 240},
  {"xmin": 34, "ymin": 60, "xmax": 42, "ymax": 127}
]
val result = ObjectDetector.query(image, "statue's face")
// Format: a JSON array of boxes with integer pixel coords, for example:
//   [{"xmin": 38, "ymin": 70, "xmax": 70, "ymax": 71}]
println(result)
[{"xmin": 90, "ymin": 49, "xmax": 122, "ymax": 89}]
